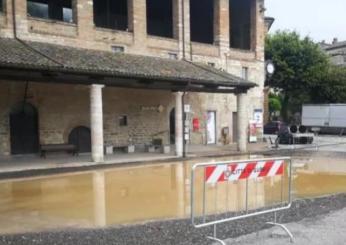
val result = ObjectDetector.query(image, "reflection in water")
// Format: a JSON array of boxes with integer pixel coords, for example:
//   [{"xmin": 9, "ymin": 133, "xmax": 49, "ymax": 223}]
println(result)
[
  {"xmin": 0, "ymin": 155, "xmax": 345, "ymax": 234},
  {"xmin": 294, "ymin": 170, "xmax": 346, "ymax": 198},
  {"xmin": 93, "ymin": 172, "xmax": 106, "ymax": 227}
]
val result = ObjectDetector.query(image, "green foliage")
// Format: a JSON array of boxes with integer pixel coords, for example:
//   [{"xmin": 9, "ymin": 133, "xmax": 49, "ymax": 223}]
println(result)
[
  {"xmin": 266, "ymin": 31, "xmax": 329, "ymax": 92},
  {"xmin": 311, "ymin": 66, "xmax": 346, "ymax": 103},
  {"xmin": 268, "ymin": 93, "xmax": 282, "ymax": 112},
  {"xmin": 265, "ymin": 31, "xmax": 346, "ymax": 121}
]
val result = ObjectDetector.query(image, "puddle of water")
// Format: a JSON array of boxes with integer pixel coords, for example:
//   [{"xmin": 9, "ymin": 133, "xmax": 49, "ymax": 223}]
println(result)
[{"xmin": 0, "ymin": 155, "xmax": 345, "ymax": 234}]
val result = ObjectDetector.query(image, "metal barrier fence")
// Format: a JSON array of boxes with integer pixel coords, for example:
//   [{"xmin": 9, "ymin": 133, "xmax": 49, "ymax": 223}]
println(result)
[{"xmin": 190, "ymin": 157, "xmax": 293, "ymax": 244}]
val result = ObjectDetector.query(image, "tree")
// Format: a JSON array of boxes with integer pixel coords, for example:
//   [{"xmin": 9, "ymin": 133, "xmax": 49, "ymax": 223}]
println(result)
[
  {"xmin": 268, "ymin": 93, "xmax": 282, "ymax": 120},
  {"xmin": 311, "ymin": 66, "xmax": 346, "ymax": 103},
  {"xmin": 265, "ymin": 31, "xmax": 330, "ymax": 121}
]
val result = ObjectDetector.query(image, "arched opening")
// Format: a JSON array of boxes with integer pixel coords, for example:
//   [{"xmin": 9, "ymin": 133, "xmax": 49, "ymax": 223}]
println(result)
[
  {"xmin": 10, "ymin": 103, "xmax": 39, "ymax": 155},
  {"xmin": 68, "ymin": 126, "xmax": 91, "ymax": 153},
  {"xmin": 169, "ymin": 108, "xmax": 175, "ymax": 144}
]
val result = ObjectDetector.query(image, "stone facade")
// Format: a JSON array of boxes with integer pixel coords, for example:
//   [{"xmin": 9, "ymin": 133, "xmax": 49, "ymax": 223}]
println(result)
[
  {"xmin": 0, "ymin": 0, "xmax": 267, "ymax": 155},
  {"xmin": 0, "ymin": 81, "xmax": 177, "ymax": 154},
  {"xmin": 322, "ymin": 39, "xmax": 346, "ymax": 67}
]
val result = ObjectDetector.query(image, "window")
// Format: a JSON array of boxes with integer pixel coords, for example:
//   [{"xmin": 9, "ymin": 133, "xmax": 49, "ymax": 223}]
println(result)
[
  {"xmin": 146, "ymin": 0, "xmax": 173, "ymax": 38},
  {"xmin": 27, "ymin": 0, "xmax": 73, "ymax": 23},
  {"xmin": 111, "ymin": 46, "xmax": 125, "ymax": 53},
  {"xmin": 93, "ymin": 0, "xmax": 128, "ymax": 31},
  {"xmin": 242, "ymin": 67, "xmax": 249, "ymax": 80},
  {"xmin": 119, "ymin": 115, "xmax": 128, "ymax": 126},
  {"xmin": 230, "ymin": 0, "xmax": 252, "ymax": 50},
  {"xmin": 0, "ymin": 0, "xmax": 4, "ymax": 12},
  {"xmin": 190, "ymin": 0, "xmax": 214, "ymax": 44},
  {"xmin": 168, "ymin": 52, "xmax": 178, "ymax": 60}
]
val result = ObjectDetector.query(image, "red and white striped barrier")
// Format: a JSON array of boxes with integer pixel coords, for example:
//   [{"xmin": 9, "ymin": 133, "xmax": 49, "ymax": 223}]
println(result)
[{"xmin": 205, "ymin": 160, "xmax": 284, "ymax": 184}]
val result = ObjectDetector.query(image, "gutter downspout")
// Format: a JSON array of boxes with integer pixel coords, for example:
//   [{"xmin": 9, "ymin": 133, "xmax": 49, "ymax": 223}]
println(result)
[
  {"xmin": 182, "ymin": 91, "xmax": 186, "ymax": 157},
  {"xmin": 12, "ymin": 0, "xmax": 29, "ymax": 109},
  {"xmin": 181, "ymin": 0, "xmax": 188, "ymax": 158},
  {"xmin": 11, "ymin": 0, "xmax": 64, "ymax": 66},
  {"xmin": 181, "ymin": 0, "xmax": 185, "ymax": 60},
  {"xmin": 11, "ymin": 0, "xmax": 17, "ymax": 38}
]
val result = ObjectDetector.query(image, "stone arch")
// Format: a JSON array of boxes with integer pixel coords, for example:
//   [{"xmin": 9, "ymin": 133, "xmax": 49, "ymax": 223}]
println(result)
[{"xmin": 68, "ymin": 126, "xmax": 91, "ymax": 153}]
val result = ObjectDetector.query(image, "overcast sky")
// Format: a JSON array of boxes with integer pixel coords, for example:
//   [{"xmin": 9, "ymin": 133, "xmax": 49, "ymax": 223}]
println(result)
[{"xmin": 266, "ymin": 0, "xmax": 346, "ymax": 43}]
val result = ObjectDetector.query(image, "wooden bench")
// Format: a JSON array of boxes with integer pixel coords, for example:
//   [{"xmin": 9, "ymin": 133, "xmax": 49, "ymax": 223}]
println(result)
[
  {"xmin": 113, "ymin": 145, "xmax": 135, "ymax": 154},
  {"xmin": 40, "ymin": 144, "xmax": 78, "ymax": 158}
]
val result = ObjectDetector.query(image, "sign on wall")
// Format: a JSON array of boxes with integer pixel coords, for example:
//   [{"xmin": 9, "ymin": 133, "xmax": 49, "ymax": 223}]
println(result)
[
  {"xmin": 253, "ymin": 109, "xmax": 263, "ymax": 128},
  {"xmin": 249, "ymin": 120, "xmax": 257, "ymax": 143},
  {"xmin": 184, "ymin": 104, "xmax": 191, "ymax": 113}
]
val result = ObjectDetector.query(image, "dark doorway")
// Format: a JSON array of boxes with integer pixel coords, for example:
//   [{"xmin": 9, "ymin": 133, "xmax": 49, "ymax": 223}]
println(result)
[
  {"xmin": 170, "ymin": 108, "xmax": 175, "ymax": 144},
  {"xmin": 10, "ymin": 103, "xmax": 39, "ymax": 155},
  {"xmin": 68, "ymin": 126, "xmax": 91, "ymax": 153},
  {"xmin": 190, "ymin": 0, "xmax": 214, "ymax": 44},
  {"xmin": 146, "ymin": 0, "xmax": 173, "ymax": 38}
]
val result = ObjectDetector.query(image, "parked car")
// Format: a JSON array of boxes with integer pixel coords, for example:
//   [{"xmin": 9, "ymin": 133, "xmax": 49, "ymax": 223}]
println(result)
[{"xmin": 263, "ymin": 121, "xmax": 288, "ymax": 135}]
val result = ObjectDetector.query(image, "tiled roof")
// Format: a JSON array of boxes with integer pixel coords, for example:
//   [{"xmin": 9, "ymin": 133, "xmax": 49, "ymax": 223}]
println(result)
[
  {"xmin": 323, "ymin": 41, "xmax": 346, "ymax": 51},
  {"xmin": 0, "ymin": 38, "xmax": 256, "ymax": 89}
]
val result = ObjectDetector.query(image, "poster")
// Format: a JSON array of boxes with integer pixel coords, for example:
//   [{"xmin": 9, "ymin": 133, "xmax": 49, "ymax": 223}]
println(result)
[
  {"xmin": 249, "ymin": 120, "xmax": 257, "ymax": 143},
  {"xmin": 253, "ymin": 109, "xmax": 263, "ymax": 128},
  {"xmin": 207, "ymin": 111, "xmax": 216, "ymax": 144}
]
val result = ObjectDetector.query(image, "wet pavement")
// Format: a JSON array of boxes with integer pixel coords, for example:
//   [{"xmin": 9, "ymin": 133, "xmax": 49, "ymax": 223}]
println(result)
[
  {"xmin": 0, "ymin": 143, "xmax": 268, "ymax": 177},
  {"xmin": 225, "ymin": 207, "xmax": 346, "ymax": 245},
  {"xmin": 0, "ymin": 153, "xmax": 345, "ymax": 235}
]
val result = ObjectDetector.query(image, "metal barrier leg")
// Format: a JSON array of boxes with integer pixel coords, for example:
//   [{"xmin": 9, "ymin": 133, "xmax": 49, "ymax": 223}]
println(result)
[
  {"xmin": 206, "ymin": 236, "xmax": 226, "ymax": 245},
  {"xmin": 266, "ymin": 221, "xmax": 294, "ymax": 243},
  {"xmin": 206, "ymin": 224, "xmax": 226, "ymax": 245}
]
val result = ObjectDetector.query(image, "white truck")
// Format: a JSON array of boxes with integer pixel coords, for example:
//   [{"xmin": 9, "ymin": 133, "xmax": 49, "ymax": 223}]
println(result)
[{"xmin": 302, "ymin": 104, "xmax": 346, "ymax": 134}]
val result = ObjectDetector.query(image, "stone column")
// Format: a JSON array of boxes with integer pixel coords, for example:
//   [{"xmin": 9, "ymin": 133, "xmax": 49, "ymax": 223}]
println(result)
[
  {"xmin": 90, "ymin": 84, "xmax": 104, "ymax": 162},
  {"xmin": 175, "ymin": 92, "xmax": 183, "ymax": 157},
  {"xmin": 237, "ymin": 93, "xmax": 248, "ymax": 152}
]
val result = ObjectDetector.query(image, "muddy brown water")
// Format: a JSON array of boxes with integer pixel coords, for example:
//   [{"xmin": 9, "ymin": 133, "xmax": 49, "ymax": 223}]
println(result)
[{"xmin": 0, "ymin": 155, "xmax": 345, "ymax": 235}]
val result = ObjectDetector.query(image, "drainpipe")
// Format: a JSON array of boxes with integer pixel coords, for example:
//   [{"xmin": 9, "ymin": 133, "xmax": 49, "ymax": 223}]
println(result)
[
  {"xmin": 11, "ymin": 0, "xmax": 17, "ymax": 38},
  {"xmin": 12, "ymin": 0, "xmax": 28, "ymax": 108},
  {"xmin": 11, "ymin": 0, "xmax": 64, "ymax": 66},
  {"xmin": 182, "ymin": 91, "xmax": 186, "ymax": 157},
  {"xmin": 181, "ymin": 0, "xmax": 185, "ymax": 60}
]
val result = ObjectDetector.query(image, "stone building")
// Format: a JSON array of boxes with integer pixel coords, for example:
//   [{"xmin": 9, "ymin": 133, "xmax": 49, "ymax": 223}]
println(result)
[
  {"xmin": 321, "ymin": 38, "xmax": 346, "ymax": 67},
  {"xmin": 0, "ymin": 0, "xmax": 267, "ymax": 162}
]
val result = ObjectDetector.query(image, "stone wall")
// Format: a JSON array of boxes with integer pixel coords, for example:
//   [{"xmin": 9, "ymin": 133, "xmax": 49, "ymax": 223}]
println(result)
[
  {"xmin": 0, "ymin": 0, "xmax": 267, "ymax": 155},
  {"xmin": 0, "ymin": 0, "xmax": 266, "ymax": 62},
  {"xmin": 0, "ymin": 81, "xmax": 178, "ymax": 154},
  {"xmin": 0, "ymin": 80, "xmax": 263, "ymax": 154}
]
